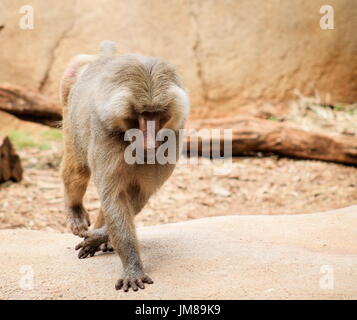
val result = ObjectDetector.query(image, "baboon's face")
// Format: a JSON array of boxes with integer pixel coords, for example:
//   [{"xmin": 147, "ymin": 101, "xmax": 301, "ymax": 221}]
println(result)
[{"xmin": 97, "ymin": 57, "xmax": 189, "ymax": 150}]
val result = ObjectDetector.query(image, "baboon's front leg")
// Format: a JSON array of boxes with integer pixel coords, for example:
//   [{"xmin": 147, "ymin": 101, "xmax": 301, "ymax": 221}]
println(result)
[
  {"xmin": 61, "ymin": 155, "xmax": 90, "ymax": 236},
  {"xmin": 98, "ymin": 183, "xmax": 153, "ymax": 291}
]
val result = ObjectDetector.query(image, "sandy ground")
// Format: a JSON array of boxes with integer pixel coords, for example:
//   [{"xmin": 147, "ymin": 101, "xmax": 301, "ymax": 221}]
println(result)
[{"xmin": 1, "ymin": 206, "xmax": 356, "ymax": 300}]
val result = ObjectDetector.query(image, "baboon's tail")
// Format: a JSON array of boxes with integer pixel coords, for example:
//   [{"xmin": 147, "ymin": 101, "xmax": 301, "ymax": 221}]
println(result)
[
  {"xmin": 60, "ymin": 41, "xmax": 117, "ymax": 114},
  {"xmin": 60, "ymin": 54, "xmax": 97, "ymax": 111},
  {"xmin": 99, "ymin": 40, "xmax": 117, "ymax": 56}
]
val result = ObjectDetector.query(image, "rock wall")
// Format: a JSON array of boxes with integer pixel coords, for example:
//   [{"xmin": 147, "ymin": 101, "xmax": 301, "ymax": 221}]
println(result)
[{"xmin": 0, "ymin": 0, "xmax": 356, "ymax": 118}]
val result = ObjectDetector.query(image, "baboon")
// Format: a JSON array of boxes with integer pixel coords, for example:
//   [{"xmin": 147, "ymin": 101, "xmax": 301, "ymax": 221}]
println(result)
[{"xmin": 60, "ymin": 41, "xmax": 189, "ymax": 292}]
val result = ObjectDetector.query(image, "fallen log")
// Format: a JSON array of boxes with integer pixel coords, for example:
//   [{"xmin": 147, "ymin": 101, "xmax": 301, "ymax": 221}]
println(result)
[
  {"xmin": 0, "ymin": 136, "xmax": 23, "ymax": 183},
  {"xmin": 184, "ymin": 117, "xmax": 357, "ymax": 165},
  {"xmin": 0, "ymin": 83, "xmax": 62, "ymax": 126},
  {"xmin": 1, "ymin": 83, "xmax": 357, "ymax": 166}
]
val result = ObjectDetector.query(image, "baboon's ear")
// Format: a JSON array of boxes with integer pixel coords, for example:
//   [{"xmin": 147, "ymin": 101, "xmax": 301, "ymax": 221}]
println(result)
[{"xmin": 60, "ymin": 54, "xmax": 97, "ymax": 107}]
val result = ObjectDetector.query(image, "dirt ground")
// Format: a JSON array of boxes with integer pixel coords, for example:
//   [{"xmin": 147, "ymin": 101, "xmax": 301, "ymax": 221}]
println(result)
[
  {"xmin": 1, "ymin": 103, "xmax": 357, "ymax": 233},
  {"xmin": 1, "ymin": 142, "xmax": 357, "ymax": 233}
]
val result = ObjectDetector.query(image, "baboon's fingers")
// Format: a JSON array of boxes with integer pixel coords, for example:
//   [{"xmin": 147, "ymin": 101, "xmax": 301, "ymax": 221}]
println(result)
[
  {"xmin": 115, "ymin": 279, "xmax": 123, "ymax": 290},
  {"xmin": 78, "ymin": 248, "xmax": 89, "ymax": 259},
  {"xmin": 75, "ymin": 237, "xmax": 100, "ymax": 258},
  {"xmin": 123, "ymin": 281, "xmax": 129, "ymax": 292},
  {"xmin": 130, "ymin": 280, "xmax": 138, "ymax": 291},
  {"xmin": 74, "ymin": 232, "xmax": 92, "ymax": 250},
  {"xmin": 115, "ymin": 275, "xmax": 153, "ymax": 292},
  {"xmin": 142, "ymin": 275, "xmax": 154, "ymax": 284},
  {"xmin": 78, "ymin": 246, "xmax": 97, "ymax": 259},
  {"xmin": 78, "ymin": 246, "xmax": 91, "ymax": 259},
  {"xmin": 75, "ymin": 241, "xmax": 84, "ymax": 250},
  {"xmin": 136, "ymin": 279, "xmax": 145, "ymax": 289}
]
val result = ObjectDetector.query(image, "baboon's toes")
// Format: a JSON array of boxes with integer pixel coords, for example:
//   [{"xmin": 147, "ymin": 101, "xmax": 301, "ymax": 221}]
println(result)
[{"xmin": 115, "ymin": 274, "xmax": 154, "ymax": 292}]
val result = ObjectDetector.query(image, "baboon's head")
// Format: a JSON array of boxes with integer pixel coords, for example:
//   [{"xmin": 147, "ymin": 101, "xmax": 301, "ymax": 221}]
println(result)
[{"xmin": 96, "ymin": 53, "xmax": 189, "ymax": 150}]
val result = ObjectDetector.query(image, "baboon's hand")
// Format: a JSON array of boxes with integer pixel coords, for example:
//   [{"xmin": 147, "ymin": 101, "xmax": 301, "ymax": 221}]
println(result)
[
  {"xmin": 75, "ymin": 231, "xmax": 105, "ymax": 259},
  {"xmin": 115, "ymin": 273, "xmax": 154, "ymax": 292}
]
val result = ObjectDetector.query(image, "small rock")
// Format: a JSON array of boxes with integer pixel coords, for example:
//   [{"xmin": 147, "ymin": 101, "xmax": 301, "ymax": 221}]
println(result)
[{"xmin": 211, "ymin": 185, "xmax": 231, "ymax": 197}]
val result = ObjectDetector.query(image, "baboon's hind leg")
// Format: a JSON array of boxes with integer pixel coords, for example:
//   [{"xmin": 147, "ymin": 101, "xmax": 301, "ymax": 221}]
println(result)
[
  {"xmin": 61, "ymin": 154, "xmax": 90, "ymax": 236},
  {"xmin": 75, "ymin": 209, "xmax": 113, "ymax": 259},
  {"xmin": 76, "ymin": 187, "xmax": 149, "ymax": 258}
]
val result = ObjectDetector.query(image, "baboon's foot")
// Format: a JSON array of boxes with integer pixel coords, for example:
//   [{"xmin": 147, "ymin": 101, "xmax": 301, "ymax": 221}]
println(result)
[
  {"xmin": 99, "ymin": 241, "xmax": 114, "ymax": 252},
  {"xmin": 68, "ymin": 206, "xmax": 90, "ymax": 236},
  {"xmin": 70, "ymin": 216, "xmax": 90, "ymax": 237},
  {"xmin": 115, "ymin": 273, "xmax": 154, "ymax": 292}
]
